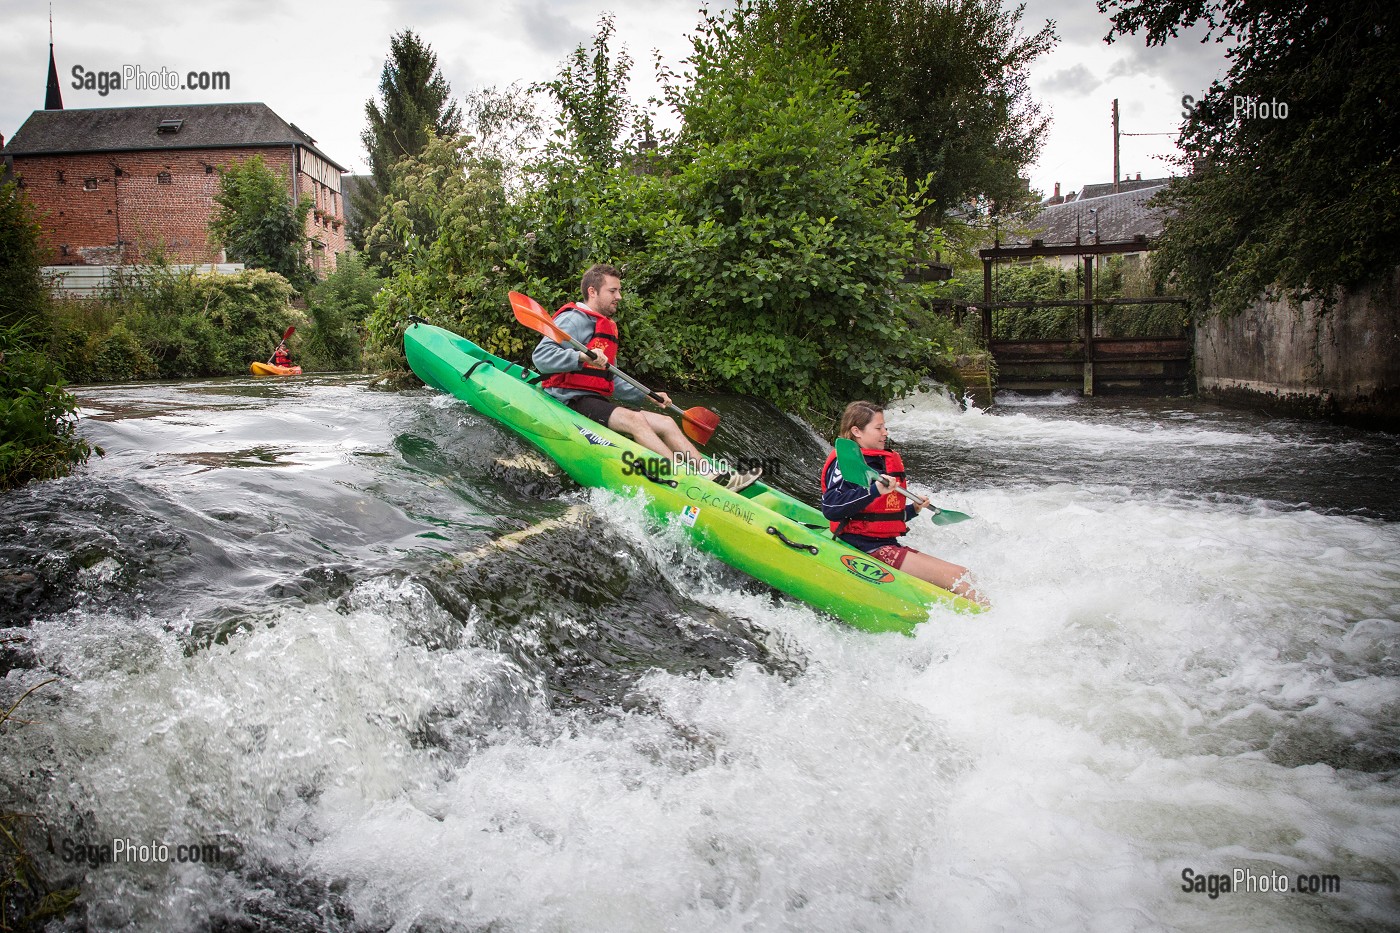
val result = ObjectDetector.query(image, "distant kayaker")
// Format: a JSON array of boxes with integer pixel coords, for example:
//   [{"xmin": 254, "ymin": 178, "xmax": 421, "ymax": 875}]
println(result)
[
  {"xmin": 532, "ymin": 264, "xmax": 760, "ymax": 491},
  {"xmin": 270, "ymin": 341, "xmax": 293, "ymax": 368},
  {"xmin": 821, "ymin": 400, "xmax": 985, "ymax": 604}
]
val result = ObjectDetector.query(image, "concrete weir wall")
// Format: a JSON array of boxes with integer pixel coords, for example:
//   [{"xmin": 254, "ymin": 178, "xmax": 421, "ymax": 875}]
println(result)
[{"xmin": 1195, "ymin": 266, "xmax": 1400, "ymax": 429}]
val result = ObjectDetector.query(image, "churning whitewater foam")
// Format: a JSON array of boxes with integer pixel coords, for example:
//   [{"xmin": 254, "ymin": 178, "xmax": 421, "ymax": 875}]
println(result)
[{"xmin": 5, "ymin": 383, "xmax": 1397, "ymax": 931}]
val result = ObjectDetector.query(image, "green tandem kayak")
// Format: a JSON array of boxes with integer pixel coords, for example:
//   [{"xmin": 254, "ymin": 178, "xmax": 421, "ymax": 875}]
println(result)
[{"xmin": 404, "ymin": 322, "xmax": 982, "ymax": 633}]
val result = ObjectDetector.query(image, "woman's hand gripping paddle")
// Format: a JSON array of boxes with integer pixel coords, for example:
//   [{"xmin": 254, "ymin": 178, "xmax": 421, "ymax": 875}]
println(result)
[
  {"xmin": 834, "ymin": 437, "xmax": 971, "ymax": 526},
  {"xmin": 268, "ymin": 325, "xmax": 295, "ymax": 364},
  {"xmin": 508, "ymin": 291, "xmax": 719, "ymax": 445}
]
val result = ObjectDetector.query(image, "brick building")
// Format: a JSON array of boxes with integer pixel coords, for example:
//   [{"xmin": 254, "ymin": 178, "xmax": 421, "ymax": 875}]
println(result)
[{"xmin": 1, "ymin": 102, "xmax": 348, "ymax": 276}]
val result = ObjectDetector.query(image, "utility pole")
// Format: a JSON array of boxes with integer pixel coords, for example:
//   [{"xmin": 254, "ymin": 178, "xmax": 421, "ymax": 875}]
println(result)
[{"xmin": 1112, "ymin": 98, "xmax": 1120, "ymax": 193}]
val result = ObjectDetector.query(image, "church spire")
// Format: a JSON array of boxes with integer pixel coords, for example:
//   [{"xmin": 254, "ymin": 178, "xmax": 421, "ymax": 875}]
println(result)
[{"xmin": 45, "ymin": 6, "xmax": 63, "ymax": 110}]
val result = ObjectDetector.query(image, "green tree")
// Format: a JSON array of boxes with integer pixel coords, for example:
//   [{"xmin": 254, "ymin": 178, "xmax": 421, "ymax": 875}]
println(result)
[
  {"xmin": 755, "ymin": 0, "xmax": 1056, "ymax": 221},
  {"xmin": 303, "ymin": 250, "xmax": 380, "ymax": 371},
  {"xmin": 208, "ymin": 155, "xmax": 313, "ymax": 290},
  {"xmin": 369, "ymin": 9, "xmax": 959, "ymax": 416},
  {"xmin": 536, "ymin": 13, "xmax": 641, "ymax": 169},
  {"xmin": 630, "ymin": 9, "xmax": 948, "ymax": 412},
  {"xmin": 353, "ymin": 30, "xmax": 463, "ymax": 250},
  {"xmin": 1100, "ymin": 0, "xmax": 1400, "ymax": 316},
  {"xmin": 0, "ymin": 182, "xmax": 48, "ymax": 328},
  {"xmin": 363, "ymin": 134, "xmax": 522, "ymax": 366}
]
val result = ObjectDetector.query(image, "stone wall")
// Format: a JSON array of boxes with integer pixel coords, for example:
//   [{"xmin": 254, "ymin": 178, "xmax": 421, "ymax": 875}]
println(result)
[{"xmin": 1195, "ymin": 266, "xmax": 1400, "ymax": 429}]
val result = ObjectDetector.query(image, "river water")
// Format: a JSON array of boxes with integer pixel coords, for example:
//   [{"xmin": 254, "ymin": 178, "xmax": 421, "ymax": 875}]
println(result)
[{"xmin": 2, "ymin": 377, "xmax": 1397, "ymax": 931}]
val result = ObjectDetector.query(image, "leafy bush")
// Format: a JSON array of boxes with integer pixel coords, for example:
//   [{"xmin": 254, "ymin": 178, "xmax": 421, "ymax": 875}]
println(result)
[
  {"xmin": 89, "ymin": 321, "xmax": 157, "ymax": 382},
  {"xmin": 0, "ymin": 323, "xmax": 96, "ymax": 490},
  {"xmin": 0, "ymin": 184, "xmax": 97, "ymax": 490},
  {"xmin": 366, "ymin": 8, "xmax": 956, "ymax": 419},
  {"xmin": 0, "ymin": 183, "xmax": 47, "ymax": 329},
  {"xmin": 301, "ymin": 250, "xmax": 380, "ymax": 370},
  {"xmin": 45, "ymin": 266, "xmax": 305, "ymax": 382}
]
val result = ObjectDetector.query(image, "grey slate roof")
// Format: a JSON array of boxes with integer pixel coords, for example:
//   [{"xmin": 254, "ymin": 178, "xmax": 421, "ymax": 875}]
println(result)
[
  {"xmin": 1076, "ymin": 176, "xmax": 1172, "ymax": 201},
  {"xmin": 2, "ymin": 102, "xmax": 346, "ymax": 171},
  {"xmin": 1011, "ymin": 182, "xmax": 1172, "ymax": 248}
]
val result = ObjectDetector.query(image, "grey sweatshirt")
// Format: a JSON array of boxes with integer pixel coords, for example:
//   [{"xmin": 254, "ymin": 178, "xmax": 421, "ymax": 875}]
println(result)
[{"xmin": 530, "ymin": 307, "xmax": 647, "ymax": 406}]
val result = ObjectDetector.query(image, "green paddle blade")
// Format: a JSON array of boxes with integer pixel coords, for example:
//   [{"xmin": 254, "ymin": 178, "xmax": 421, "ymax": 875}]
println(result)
[
  {"xmin": 832, "ymin": 437, "xmax": 972, "ymax": 525},
  {"xmin": 834, "ymin": 437, "xmax": 878, "ymax": 485},
  {"xmin": 928, "ymin": 507, "xmax": 972, "ymax": 526}
]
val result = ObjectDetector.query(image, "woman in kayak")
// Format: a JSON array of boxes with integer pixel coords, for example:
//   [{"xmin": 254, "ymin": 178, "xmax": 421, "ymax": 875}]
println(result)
[
  {"xmin": 532, "ymin": 264, "xmax": 760, "ymax": 491},
  {"xmin": 821, "ymin": 401, "xmax": 984, "ymax": 604}
]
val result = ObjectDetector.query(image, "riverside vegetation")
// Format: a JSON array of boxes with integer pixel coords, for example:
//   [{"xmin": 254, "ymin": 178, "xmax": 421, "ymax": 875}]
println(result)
[
  {"xmin": 0, "ymin": 171, "xmax": 381, "ymax": 491},
  {"xmin": 1, "ymin": 182, "xmax": 95, "ymax": 492},
  {"xmin": 362, "ymin": 4, "xmax": 1054, "ymax": 422},
  {"xmin": 41, "ymin": 256, "xmax": 378, "ymax": 385}
]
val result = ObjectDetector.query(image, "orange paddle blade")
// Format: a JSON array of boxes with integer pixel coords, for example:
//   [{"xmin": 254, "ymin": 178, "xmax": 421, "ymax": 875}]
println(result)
[
  {"xmin": 509, "ymin": 291, "xmax": 570, "ymax": 344},
  {"xmin": 679, "ymin": 406, "xmax": 719, "ymax": 444}
]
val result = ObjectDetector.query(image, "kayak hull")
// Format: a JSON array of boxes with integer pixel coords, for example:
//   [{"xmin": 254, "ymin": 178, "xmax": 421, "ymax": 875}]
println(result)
[
  {"xmin": 251, "ymin": 362, "xmax": 303, "ymax": 376},
  {"xmin": 404, "ymin": 322, "xmax": 981, "ymax": 632}
]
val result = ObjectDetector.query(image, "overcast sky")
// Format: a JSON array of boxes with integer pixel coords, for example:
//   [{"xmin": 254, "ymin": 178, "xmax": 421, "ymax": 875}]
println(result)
[{"xmin": 2, "ymin": 0, "xmax": 1232, "ymax": 199}]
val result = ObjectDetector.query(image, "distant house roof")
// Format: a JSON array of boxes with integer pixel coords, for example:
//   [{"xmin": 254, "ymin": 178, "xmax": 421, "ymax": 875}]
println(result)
[
  {"xmin": 1008, "ymin": 182, "xmax": 1173, "ymax": 249},
  {"xmin": 2, "ymin": 102, "xmax": 346, "ymax": 172},
  {"xmin": 1076, "ymin": 176, "xmax": 1172, "ymax": 201}
]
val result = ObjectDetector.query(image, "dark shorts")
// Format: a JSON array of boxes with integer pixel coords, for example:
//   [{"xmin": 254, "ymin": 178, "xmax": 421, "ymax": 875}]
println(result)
[
  {"xmin": 566, "ymin": 393, "xmax": 619, "ymax": 427},
  {"xmin": 868, "ymin": 544, "xmax": 918, "ymax": 570}
]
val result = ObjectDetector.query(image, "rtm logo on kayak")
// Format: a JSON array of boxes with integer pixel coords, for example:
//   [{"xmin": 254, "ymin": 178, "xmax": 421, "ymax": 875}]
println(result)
[{"xmin": 841, "ymin": 554, "xmax": 894, "ymax": 584}]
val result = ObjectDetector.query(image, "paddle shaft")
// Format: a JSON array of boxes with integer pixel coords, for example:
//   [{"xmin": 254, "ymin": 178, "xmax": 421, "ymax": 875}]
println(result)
[
  {"xmin": 268, "ymin": 326, "xmax": 295, "ymax": 364},
  {"xmin": 834, "ymin": 437, "xmax": 971, "ymax": 525},
  {"xmin": 550, "ymin": 326, "xmax": 686, "ymax": 420}
]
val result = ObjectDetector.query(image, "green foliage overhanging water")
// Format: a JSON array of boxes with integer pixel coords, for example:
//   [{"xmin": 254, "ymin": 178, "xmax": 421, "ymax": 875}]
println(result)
[
  {"xmin": 0, "ymin": 183, "xmax": 94, "ymax": 492},
  {"xmin": 364, "ymin": 8, "xmax": 971, "ymax": 423}
]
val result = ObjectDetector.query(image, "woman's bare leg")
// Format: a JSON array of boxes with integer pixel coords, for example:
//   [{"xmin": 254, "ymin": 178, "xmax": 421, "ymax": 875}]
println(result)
[{"xmin": 900, "ymin": 550, "xmax": 988, "ymax": 607}]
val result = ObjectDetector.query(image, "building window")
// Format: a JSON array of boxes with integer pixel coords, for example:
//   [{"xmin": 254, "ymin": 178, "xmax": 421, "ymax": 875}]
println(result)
[
  {"xmin": 84, "ymin": 178, "xmax": 98, "ymax": 191},
  {"xmin": 157, "ymin": 171, "xmax": 172, "ymax": 185}
]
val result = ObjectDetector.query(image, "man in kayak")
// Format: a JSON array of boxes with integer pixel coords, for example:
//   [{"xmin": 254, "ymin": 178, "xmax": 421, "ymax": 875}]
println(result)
[
  {"xmin": 270, "ymin": 340, "xmax": 293, "ymax": 368},
  {"xmin": 532, "ymin": 264, "xmax": 760, "ymax": 491},
  {"xmin": 821, "ymin": 401, "xmax": 985, "ymax": 604}
]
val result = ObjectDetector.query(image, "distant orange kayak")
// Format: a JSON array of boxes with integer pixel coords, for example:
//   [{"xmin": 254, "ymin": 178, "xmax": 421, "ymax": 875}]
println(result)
[{"xmin": 250, "ymin": 361, "xmax": 303, "ymax": 376}]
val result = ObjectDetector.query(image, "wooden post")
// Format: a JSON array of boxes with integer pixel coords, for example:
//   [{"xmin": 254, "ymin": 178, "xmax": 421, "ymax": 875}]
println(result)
[
  {"xmin": 982, "ymin": 259, "xmax": 993, "ymax": 347},
  {"xmin": 1083, "ymin": 255, "xmax": 1095, "ymax": 395},
  {"xmin": 1112, "ymin": 99, "xmax": 1120, "ymax": 194}
]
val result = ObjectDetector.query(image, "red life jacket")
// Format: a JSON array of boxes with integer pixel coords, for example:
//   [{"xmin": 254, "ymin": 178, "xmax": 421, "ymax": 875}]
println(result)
[
  {"xmin": 272, "ymin": 346, "xmax": 291, "ymax": 366},
  {"xmin": 820, "ymin": 447, "xmax": 908, "ymax": 538},
  {"xmin": 540, "ymin": 303, "xmax": 617, "ymax": 396}
]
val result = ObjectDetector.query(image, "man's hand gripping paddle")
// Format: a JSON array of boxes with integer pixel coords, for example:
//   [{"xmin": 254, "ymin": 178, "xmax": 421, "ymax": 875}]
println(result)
[
  {"xmin": 834, "ymin": 437, "xmax": 971, "ymax": 526},
  {"xmin": 508, "ymin": 291, "xmax": 719, "ymax": 445}
]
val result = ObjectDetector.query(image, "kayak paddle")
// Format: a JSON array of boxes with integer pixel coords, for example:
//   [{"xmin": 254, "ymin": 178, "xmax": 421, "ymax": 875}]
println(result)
[
  {"xmin": 508, "ymin": 291, "xmax": 720, "ymax": 445},
  {"xmin": 268, "ymin": 325, "xmax": 295, "ymax": 364},
  {"xmin": 834, "ymin": 437, "xmax": 971, "ymax": 526}
]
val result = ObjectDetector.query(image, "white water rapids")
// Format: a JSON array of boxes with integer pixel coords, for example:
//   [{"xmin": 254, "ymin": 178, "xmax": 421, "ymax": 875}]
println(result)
[{"xmin": 5, "ymin": 386, "xmax": 1398, "ymax": 931}]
